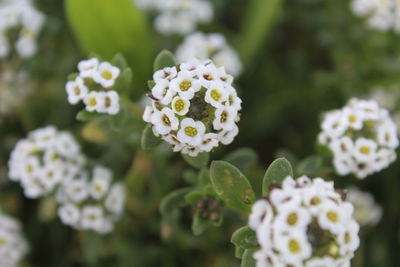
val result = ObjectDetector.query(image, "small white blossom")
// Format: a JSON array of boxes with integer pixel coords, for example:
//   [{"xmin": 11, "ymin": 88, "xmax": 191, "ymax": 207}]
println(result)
[
  {"xmin": 78, "ymin": 58, "xmax": 99, "ymax": 78},
  {"xmin": 346, "ymin": 187, "xmax": 382, "ymax": 227},
  {"xmin": 93, "ymin": 62, "xmax": 120, "ymax": 88},
  {"xmin": 66, "ymin": 77, "xmax": 89, "ymax": 105}
]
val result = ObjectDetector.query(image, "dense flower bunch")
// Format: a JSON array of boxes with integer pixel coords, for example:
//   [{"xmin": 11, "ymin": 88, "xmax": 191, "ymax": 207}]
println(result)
[
  {"xmin": 0, "ymin": 0, "xmax": 45, "ymax": 58},
  {"xmin": 56, "ymin": 165, "xmax": 126, "ymax": 234},
  {"xmin": 346, "ymin": 187, "xmax": 382, "ymax": 227},
  {"xmin": 143, "ymin": 58, "xmax": 242, "ymax": 156},
  {"xmin": 175, "ymin": 32, "xmax": 242, "ymax": 76},
  {"xmin": 8, "ymin": 126, "xmax": 86, "ymax": 198},
  {"xmin": 351, "ymin": 0, "xmax": 400, "ymax": 32},
  {"xmin": 0, "ymin": 68, "xmax": 31, "ymax": 117},
  {"xmin": 0, "ymin": 212, "xmax": 28, "ymax": 267},
  {"xmin": 249, "ymin": 176, "xmax": 360, "ymax": 267},
  {"xmin": 318, "ymin": 98, "xmax": 399, "ymax": 179},
  {"xmin": 135, "ymin": 0, "xmax": 213, "ymax": 35},
  {"xmin": 66, "ymin": 58, "xmax": 121, "ymax": 115}
]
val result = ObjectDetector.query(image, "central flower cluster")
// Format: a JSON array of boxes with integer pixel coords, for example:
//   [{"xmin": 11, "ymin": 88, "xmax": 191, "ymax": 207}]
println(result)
[
  {"xmin": 143, "ymin": 58, "xmax": 242, "ymax": 156},
  {"xmin": 319, "ymin": 98, "xmax": 399, "ymax": 179},
  {"xmin": 249, "ymin": 176, "xmax": 359, "ymax": 267},
  {"xmin": 66, "ymin": 58, "xmax": 121, "ymax": 115},
  {"xmin": 56, "ymin": 166, "xmax": 126, "ymax": 234},
  {"xmin": 0, "ymin": 212, "xmax": 28, "ymax": 267}
]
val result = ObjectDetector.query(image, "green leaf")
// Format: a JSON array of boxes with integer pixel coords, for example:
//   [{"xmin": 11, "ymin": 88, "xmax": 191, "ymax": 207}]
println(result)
[
  {"xmin": 237, "ymin": 0, "xmax": 283, "ymax": 65},
  {"xmin": 67, "ymin": 72, "xmax": 79, "ymax": 81},
  {"xmin": 182, "ymin": 152, "xmax": 210, "ymax": 169},
  {"xmin": 108, "ymin": 106, "xmax": 127, "ymax": 132},
  {"xmin": 184, "ymin": 190, "xmax": 204, "ymax": 205},
  {"xmin": 147, "ymin": 80, "xmax": 155, "ymax": 90},
  {"xmin": 112, "ymin": 53, "xmax": 128, "ymax": 70},
  {"xmin": 198, "ymin": 168, "xmax": 211, "ymax": 186},
  {"xmin": 160, "ymin": 188, "xmax": 193, "ymax": 216},
  {"xmin": 210, "ymin": 161, "xmax": 255, "ymax": 213},
  {"xmin": 296, "ymin": 155, "xmax": 323, "ymax": 176},
  {"xmin": 153, "ymin": 50, "xmax": 176, "ymax": 71},
  {"xmin": 65, "ymin": 0, "xmax": 152, "ymax": 98},
  {"xmin": 141, "ymin": 124, "xmax": 162, "ymax": 150},
  {"xmin": 76, "ymin": 110, "xmax": 99, "ymax": 122},
  {"xmin": 114, "ymin": 68, "xmax": 133, "ymax": 96},
  {"xmin": 183, "ymin": 169, "xmax": 198, "ymax": 185},
  {"xmin": 235, "ymin": 246, "xmax": 245, "ymax": 259},
  {"xmin": 262, "ymin": 158, "xmax": 293, "ymax": 196},
  {"xmin": 223, "ymin": 148, "xmax": 258, "ymax": 173},
  {"xmin": 231, "ymin": 226, "xmax": 258, "ymax": 249},
  {"xmin": 241, "ymin": 249, "xmax": 257, "ymax": 267},
  {"xmin": 192, "ymin": 212, "xmax": 211, "ymax": 236}
]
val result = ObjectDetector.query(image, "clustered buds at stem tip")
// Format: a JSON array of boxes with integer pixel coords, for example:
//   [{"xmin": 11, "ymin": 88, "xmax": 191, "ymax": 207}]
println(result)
[
  {"xmin": 143, "ymin": 58, "xmax": 242, "ymax": 157},
  {"xmin": 249, "ymin": 176, "xmax": 360, "ymax": 267}
]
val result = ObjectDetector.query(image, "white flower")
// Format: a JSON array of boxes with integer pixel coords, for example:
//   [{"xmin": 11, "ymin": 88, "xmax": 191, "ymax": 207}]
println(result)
[
  {"xmin": 305, "ymin": 257, "xmax": 337, "ymax": 267},
  {"xmin": 353, "ymin": 138, "xmax": 377, "ymax": 162},
  {"xmin": 81, "ymin": 205, "xmax": 104, "ymax": 231},
  {"xmin": 171, "ymin": 96, "xmax": 190, "ymax": 115},
  {"xmin": 96, "ymin": 91, "xmax": 120, "ymax": 115},
  {"xmin": 213, "ymin": 106, "xmax": 238, "ymax": 131},
  {"xmin": 249, "ymin": 200, "xmax": 273, "ymax": 231},
  {"xmin": 93, "ymin": 61, "xmax": 120, "ymax": 88},
  {"xmin": 276, "ymin": 232, "xmax": 312, "ymax": 265},
  {"xmin": 66, "ymin": 77, "xmax": 89, "ymax": 105},
  {"xmin": 39, "ymin": 163, "xmax": 63, "ymax": 191},
  {"xmin": 338, "ymin": 220, "xmax": 360, "ymax": 256},
  {"xmin": 170, "ymin": 70, "xmax": 202, "ymax": 99},
  {"xmin": 273, "ymin": 205, "xmax": 311, "ymax": 233},
  {"xmin": 105, "ymin": 183, "xmax": 126, "ymax": 215},
  {"xmin": 318, "ymin": 202, "xmax": 352, "ymax": 234},
  {"xmin": 198, "ymin": 133, "xmax": 218, "ymax": 152},
  {"xmin": 342, "ymin": 107, "xmax": 364, "ymax": 130},
  {"xmin": 142, "ymin": 105, "xmax": 154, "ymax": 123},
  {"xmin": 218, "ymin": 124, "xmax": 239, "ymax": 145},
  {"xmin": 153, "ymin": 66, "xmax": 177, "ymax": 82},
  {"xmin": 78, "ymin": 58, "xmax": 99, "ymax": 78},
  {"xmin": 58, "ymin": 203, "xmax": 80, "ymax": 227},
  {"xmin": 66, "ymin": 178, "xmax": 89, "ymax": 203},
  {"xmin": 346, "ymin": 187, "xmax": 382, "ymax": 227},
  {"xmin": 333, "ymin": 156, "xmax": 355, "ymax": 176},
  {"xmin": 15, "ymin": 35, "xmax": 37, "ymax": 58},
  {"xmin": 177, "ymin": 118, "xmax": 206, "ymax": 146},
  {"xmin": 204, "ymin": 81, "xmax": 229, "ymax": 108},
  {"xmin": 321, "ymin": 111, "xmax": 347, "ymax": 138},
  {"xmin": 152, "ymin": 79, "xmax": 175, "ymax": 105},
  {"xmin": 377, "ymin": 121, "xmax": 398, "ymax": 148},
  {"xmin": 329, "ymin": 136, "xmax": 354, "ymax": 157},
  {"xmin": 151, "ymin": 107, "xmax": 179, "ymax": 135},
  {"xmin": 84, "ymin": 91, "xmax": 100, "ymax": 112},
  {"xmin": 89, "ymin": 166, "xmax": 112, "ymax": 200}
]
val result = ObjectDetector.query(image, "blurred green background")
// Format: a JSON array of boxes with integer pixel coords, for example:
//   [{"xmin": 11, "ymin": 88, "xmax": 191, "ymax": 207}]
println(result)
[{"xmin": 1, "ymin": 0, "xmax": 400, "ymax": 266}]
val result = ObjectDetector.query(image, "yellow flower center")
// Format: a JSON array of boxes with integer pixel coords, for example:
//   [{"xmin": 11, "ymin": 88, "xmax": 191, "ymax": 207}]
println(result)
[
  {"xmin": 174, "ymin": 99, "xmax": 185, "ymax": 112},
  {"xmin": 179, "ymin": 80, "xmax": 192, "ymax": 92},
  {"xmin": 101, "ymin": 70, "xmax": 112, "ymax": 80},
  {"xmin": 311, "ymin": 197, "xmax": 321, "ymax": 205},
  {"xmin": 327, "ymin": 211, "xmax": 339, "ymax": 223},
  {"xmin": 288, "ymin": 239, "xmax": 301, "ymax": 254},
  {"xmin": 287, "ymin": 213, "xmax": 298, "ymax": 226},
  {"xmin": 88, "ymin": 97, "xmax": 97, "ymax": 106},
  {"xmin": 210, "ymin": 89, "xmax": 221, "ymax": 101},
  {"xmin": 74, "ymin": 86, "xmax": 81, "ymax": 95},
  {"xmin": 184, "ymin": 126, "xmax": 198, "ymax": 137},
  {"xmin": 348, "ymin": 114, "xmax": 357, "ymax": 123},
  {"xmin": 344, "ymin": 232, "xmax": 351, "ymax": 244},
  {"xmin": 220, "ymin": 111, "xmax": 228, "ymax": 123},
  {"xmin": 359, "ymin": 146, "xmax": 370, "ymax": 155},
  {"xmin": 0, "ymin": 237, "xmax": 6, "ymax": 246},
  {"xmin": 162, "ymin": 115, "xmax": 171, "ymax": 126},
  {"xmin": 26, "ymin": 165, "xmax": 33, "ymax": 173},
  {"xmin": 88, "ymin": 214, "xmax": 97, "ymax": 221},
  {"xmin": 95, "ymin": 184, "xmax": 103, "ymax": 193},
  {"xmin": 105, "ymin": 96, "xmax": 111, "ymax": 107}
]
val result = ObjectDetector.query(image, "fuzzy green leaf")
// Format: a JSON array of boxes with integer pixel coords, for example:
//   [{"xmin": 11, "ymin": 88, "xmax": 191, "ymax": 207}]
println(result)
[
  {"xmin": 160, "ymin": 188, "xmax": 194, "ymax": 216},
  {"xmin": 192, "ymin": 212, "xmax": 211, "ymax": 236},
  {"xmin": 262, "ymin": 158, "xmax": 293, "ymax": 196},
  {"xmin": 76, "ymin": 110, "xmax": 99, "ymax": 122},
  {"xmin": 153, "ymin": 50, "xmax": 176, "ymax": 71},
  {"xmin": 223, "ymin": 148, "xmax": 258, "ymax": 173},
  {"xmin": 184, "ymin": 190, "xmax": 204, "ymax": 205},
  {"xmin": 235, "ymin": 246, "xmax": 246, "ymax": 259},
  {"xmin": 141, "ymin": 124, "xmax": 161, "ymax": 150},
  {"xmin": 241, "ymin": 249, "xmax": 257, "ymax": 267},
  {"xmin": 231, "ymin": 226, "xmax": 258, "ymax": 249},
  {"xmin": 112, "ymin": 53, "xmax": 128, "ymax": 70},
  {"xmin": 210, "ymin": 161, "xmax": 255, "ymax": 213},
  {"xmin": 198, "ymin": 168, "xmax": 211, "ymax": 186},
  {"xmin": 114, "ymin": 68, "xmax": 133, "ymax": 96},
  {"xmin": 147, "ymin": 80, "xmax": 155, "ymax": 90},
  {"xmin": 182, "ymin": 152, "xmax": 210, "ymax": 169}
]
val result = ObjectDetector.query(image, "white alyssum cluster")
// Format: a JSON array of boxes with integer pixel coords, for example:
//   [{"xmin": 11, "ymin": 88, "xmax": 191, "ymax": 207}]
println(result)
[
  {"xmin": 143, "ymin": 58, "xmax": 242, "ymax": 156},
  {"xmin": 0, "ymin": 68, "xmax": 31, "ymax": 117},
  {"xmin": 351, "ymin": 0, "xmax": 400, "ymax": 32},
  {"xmin": 66, "ymin": 58, "xmax": 121, "ymax": 115},
  {"xmin": 0, "ymin": 0, "xmax": 45, "ymax": 58},
  {"xmin": 249, "ymin": 176, "xmax": 360, "ymax": 267},
  {"xmin": 56, "ymin": 165, "xmax": 126, "ymax": 234},
  {"xmin": 175, "ymin": 32, "xmax": 242, "ymax": 77},
  {"xmin": 318, "ymin": 98, "xmax": 399, "ymax": 179},
  {"xmin": 346, "ymin": 187, "xmax": 382, "ymax": 227},
  {"xmin": 8, "ymin": 126, "xmax": 86, "ymax": 198},
  {"xmin": 0, "ymin": 212, "xmax": 28, "ymax": 267},
  {"xmin": 135, "ymin": 0, "xmax": 213, "ymax": 35}
]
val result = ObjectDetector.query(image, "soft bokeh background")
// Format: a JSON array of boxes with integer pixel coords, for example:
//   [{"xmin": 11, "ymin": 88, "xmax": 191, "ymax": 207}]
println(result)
[{"xmin": 1, "ymin": 0, "xmax": 400, "ymax": 266}]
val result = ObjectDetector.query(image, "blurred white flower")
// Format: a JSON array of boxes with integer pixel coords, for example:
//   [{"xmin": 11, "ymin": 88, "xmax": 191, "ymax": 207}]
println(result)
[
  {"xmin": 143, "ymin": 58, "xmax": 242, "ymax": 156},
  {"xmin": 176, "ymin": 32, "xmax": 242, "ymax": 76},
  {"xmin": 318, "ymin": 98, "xmax": 399, "ymax": 179},
  {"xmin": 346, "ymin": 187, "xmax": 382, "ymax": 227},
  {"xmin": 249, "ymin": 176, "xmax": 360, "ymax": 267}
]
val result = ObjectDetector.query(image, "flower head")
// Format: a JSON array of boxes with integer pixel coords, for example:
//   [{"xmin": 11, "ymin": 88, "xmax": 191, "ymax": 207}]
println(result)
[
  {"xmin": 249, "ymin": 176, "xmax": 360, "ymax": 267},
  {"xmin": 319, "ymin": 98, "xmax": 399, "ymax": 179},
  {"xmin": 143, "ymin": 58, "xmax": 241, "ymax": 156}
]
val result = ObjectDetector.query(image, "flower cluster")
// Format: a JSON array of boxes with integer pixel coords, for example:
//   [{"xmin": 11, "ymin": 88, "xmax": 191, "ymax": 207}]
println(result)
[
  {"xmin": 56, "ymin": 165, "xmax": 126, "ymax": 234},
  {"xmin": 351, "ymin": 0, "xmax": 400, "ymax": 32},
  {"xmin": 135, "ymin": 0, "xmax": 213, "ymax": 35},
  {"xmin": 0, "ymin": 68, "xmax": 32, "ymax": 117},
  {"xmin": 369, "ymin": 87, "xmax": 400, "ymax": 131},
  {"xmin": 143, "ymin": 58, "xmax": 242, "ymax": 156},
  {"xmin": 8, "ymin": 126, "xmax": 86, "ymax": 198},
  {"xmin": 249, "ymin": 176, "xmax": 359, "ymax": 267},
  {"xmin": 318, "ymin": 98, "xmax": 399, "ymax": 179},
  {"xmin": 346, "ymin": 187, "xmax": 382, "ymax": 227},
  {"xmin": 0, "ymin": 0, "xmax": 45, "ymax": 59},
  {"xmin": 175, "ymin": 32, "xmax": 242, "ymax": 77},
  {"xmin": 0, "ymin": 212, "xmax": 28, "ymax": 267},
  {"xmin": 66, "ymin": 58, "xmax": 121, "ymax": 115}
]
